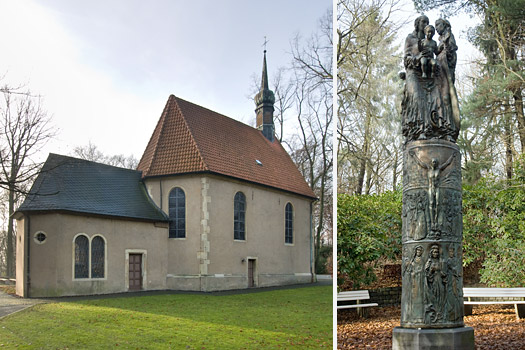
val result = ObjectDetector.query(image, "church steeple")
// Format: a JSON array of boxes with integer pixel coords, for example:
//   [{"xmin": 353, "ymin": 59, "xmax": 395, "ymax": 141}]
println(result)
[{"xmin": 254, "ymin": 50, "xmax": 275, "ymax": 142}]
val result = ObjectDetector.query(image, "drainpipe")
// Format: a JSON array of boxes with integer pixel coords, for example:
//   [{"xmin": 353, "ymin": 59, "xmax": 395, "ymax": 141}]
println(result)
[
  {"xmin": 159, "ymin": 179, "xmax": 163, "ymax": 211},
  {"xmin": 26, "ymin": 214, "xmax": 31, "ymax": 298},
  {"xmin": 310, "ymin": 201, "xmax": 315, "ymax": 283}
]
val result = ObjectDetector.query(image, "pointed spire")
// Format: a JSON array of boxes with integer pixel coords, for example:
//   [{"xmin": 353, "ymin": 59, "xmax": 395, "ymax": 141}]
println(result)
[
  {"xmin": 261, "ymin": 50, "xmax": 269, "ymax": 90},
  {"xmin": 255, "ymin": 50, "xmax": 275, "ymax": 142}
]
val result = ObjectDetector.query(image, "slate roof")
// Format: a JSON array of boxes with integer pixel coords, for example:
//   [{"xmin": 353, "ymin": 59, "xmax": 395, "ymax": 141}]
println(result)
[
  {"xmin": 18, "ymin": 154, "xmax": 168, "ymax": 222},
  {"xmin": 137, "ymin": 95, "xmax": 316, "ymax": 199}
]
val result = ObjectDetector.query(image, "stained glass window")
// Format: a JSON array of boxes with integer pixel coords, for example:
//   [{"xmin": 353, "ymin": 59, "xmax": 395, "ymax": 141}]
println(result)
[
  {"xmin": 169, "ymin": 187, "xmax": 186, "ymax": 238},
  {"xmin": 285, "ymin": 203, "xmax": 293, "ymax": 244},
  {"xmin": 91, "ymin": 236, "xmax": 105, "ymax": 278},
  {"xmin": 74, "ymin": 235, "xmax": 89, "ymax": 278},
  {"xmin": 234, "ymin": 192, "xmax": 246, "ymax": 240}
]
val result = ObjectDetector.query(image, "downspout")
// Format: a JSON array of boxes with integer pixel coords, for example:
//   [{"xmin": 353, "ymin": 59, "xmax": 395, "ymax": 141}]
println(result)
[
  {"xmin": 159, "ymin": 179, "xmax": 163, "ymax": 211},
  {"xmin": 26, "ymin": 215, "xmax": 31, "ymax": 298},
  {"xmin": 310, "ymin": 201, "xmax": 315, "ymax": 283}
]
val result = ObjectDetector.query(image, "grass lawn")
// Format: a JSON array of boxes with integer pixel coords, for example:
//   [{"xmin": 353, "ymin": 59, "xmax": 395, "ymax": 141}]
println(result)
[{"xmin": 0, "ymin": 285, "xmax": 332, "ymax": 349}]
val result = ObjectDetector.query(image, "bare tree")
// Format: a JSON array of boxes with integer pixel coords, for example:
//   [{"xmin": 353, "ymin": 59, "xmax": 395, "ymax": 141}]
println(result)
[
  {"xmin": 337, "ymin": 0, "xmax": 403, "ymax": 195},
  {"xmin": 0, "ymin": 86, "xmax": 55, "ymax": 277},
  {"xmin": 289, "ymin": 9, "xmax": 334, "ymax": 272},
  {"xmin": 290, "ymin": 76, "xmax": 333, "ymax": 272},
  {"xmin": 72, "ymin": 142, "xmax": 138, "ymax": 169}
]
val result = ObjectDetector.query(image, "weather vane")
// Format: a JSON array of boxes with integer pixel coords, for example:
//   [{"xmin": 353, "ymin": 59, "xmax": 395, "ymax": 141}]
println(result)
[{"xmin": 262, "ymin": 36, "xmax": 269, "ymax": 53}]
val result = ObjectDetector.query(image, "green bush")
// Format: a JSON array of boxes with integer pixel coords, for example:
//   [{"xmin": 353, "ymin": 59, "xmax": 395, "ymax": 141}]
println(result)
[
  {"xmin": 463, "ymin": 156, "xmax": 525, "ymax": 287},
  {"xmin": 315, "ymin": 245, "xmax": 332, "ymax": 274},
  {"xmin": 337, "ymin": 191, "xmax": 402, "ymax": 290}
]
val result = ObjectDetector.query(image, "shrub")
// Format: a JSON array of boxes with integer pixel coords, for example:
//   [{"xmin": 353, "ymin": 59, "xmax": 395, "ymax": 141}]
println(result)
[
  {"xmin": 337, "ymin": 191, "xmax": 402, "ymax": 290},
  {"xmin": 463, "ymin": 157, "xmax": 525, "ymax": 287}
]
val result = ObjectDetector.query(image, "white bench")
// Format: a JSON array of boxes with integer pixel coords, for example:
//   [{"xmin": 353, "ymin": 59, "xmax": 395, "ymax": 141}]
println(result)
[
  {"xmin": 463, "ymin": 287, "xmax": 525, "ymax": 319},
  {"xmin": 337, "ymin": 290, "xmax": 378, "ymax": 316}
]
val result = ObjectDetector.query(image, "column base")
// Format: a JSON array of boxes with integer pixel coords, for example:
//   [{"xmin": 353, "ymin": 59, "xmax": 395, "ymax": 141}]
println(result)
[{"xmin": 392, "ymin": 326, "xmax": 474, "ymax": 350}]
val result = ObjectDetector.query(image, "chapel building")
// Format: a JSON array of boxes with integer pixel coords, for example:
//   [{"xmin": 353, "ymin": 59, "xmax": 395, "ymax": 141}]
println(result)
[{"xmin": 15, "ymin": 53, "xmax": 317, "ymax": 297}]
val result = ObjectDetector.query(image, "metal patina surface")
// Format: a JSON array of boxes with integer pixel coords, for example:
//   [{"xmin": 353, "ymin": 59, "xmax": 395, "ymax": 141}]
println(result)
[{"xmin": 393, "ymin": 14, "xmax": 474, "ymax": 350}]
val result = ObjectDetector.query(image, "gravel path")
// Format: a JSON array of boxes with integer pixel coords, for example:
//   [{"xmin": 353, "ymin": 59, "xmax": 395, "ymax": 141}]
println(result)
[{"xmin": 0, "ymin": 290, "xmax": 47, "ymax": 319}]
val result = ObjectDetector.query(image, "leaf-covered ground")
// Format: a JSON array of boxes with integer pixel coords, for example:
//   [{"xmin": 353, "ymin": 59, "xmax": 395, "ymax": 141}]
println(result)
[{"xmin": 338, "ymin": 305, "xmax": 525, "ymax": 349}]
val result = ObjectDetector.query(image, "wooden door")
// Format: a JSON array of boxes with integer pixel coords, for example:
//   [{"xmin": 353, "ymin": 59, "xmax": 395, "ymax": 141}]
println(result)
[
  {"xmin": 248, "ymin": 259, "xmax": 256, "ymax": 288},
  {"xmin": 129, "ymin": 254, "xmax": 142, "ymax": 291}
]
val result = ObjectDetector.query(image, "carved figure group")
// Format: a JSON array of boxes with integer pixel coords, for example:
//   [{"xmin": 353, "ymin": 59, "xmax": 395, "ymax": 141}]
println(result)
[
  {"xmin": 401, "ymin": 243, "xmax": 464, "ymax": 327},
  {"xmin": 401, "ymin": 15, "xmax": 460, "ymax": 143}
]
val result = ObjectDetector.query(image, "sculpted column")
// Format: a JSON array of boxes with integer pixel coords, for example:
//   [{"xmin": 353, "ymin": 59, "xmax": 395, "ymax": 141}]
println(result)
[{"xmin": 392, "ymin": 15, "xmax": 474, "ymax": 350}]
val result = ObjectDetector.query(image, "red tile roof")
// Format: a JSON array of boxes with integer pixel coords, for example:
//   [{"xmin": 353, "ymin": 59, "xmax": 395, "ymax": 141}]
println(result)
[{"xmin": 137, "ymin": 95, "xmax": 316, "ymax": 199}]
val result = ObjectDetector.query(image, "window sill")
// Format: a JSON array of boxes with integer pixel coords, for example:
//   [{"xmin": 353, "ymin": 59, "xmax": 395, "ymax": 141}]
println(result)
[{"xmin": 73, "ymin": 278, "xmax": 107, "ymax": 281}]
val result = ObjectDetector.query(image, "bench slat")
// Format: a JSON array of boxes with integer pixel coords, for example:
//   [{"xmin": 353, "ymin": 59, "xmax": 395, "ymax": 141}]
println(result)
[
  {"xmin": 464, "ymin": 288, "xmax": 525, "ymax": 298},
  {"xmin": 464, "ymin": 301, "xmax": 525, "ymax": 305},
  {"xmin": 337, "ymin": 290, "xmax": 371, "ymax": 301},
  {"xmin": 337, "ymin": 303, "xmax": 378, "ymax": 310}
]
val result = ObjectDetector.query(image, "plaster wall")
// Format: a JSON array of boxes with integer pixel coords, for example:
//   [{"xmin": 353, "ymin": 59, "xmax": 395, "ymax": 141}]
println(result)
[
  {"xmin": 146, "ymin": 174, "xmax": 313, "ymax": 291},
  {"xmin": 205, "ymin": 175, "xmax": 313, "ymax": 290},
  {"xmin": 144, "ymin": 176, "xmax": 202, "ymax": 283},
  {"xmin": 17, "ymin": 212, "xmax": 168, "ymax": 297}
]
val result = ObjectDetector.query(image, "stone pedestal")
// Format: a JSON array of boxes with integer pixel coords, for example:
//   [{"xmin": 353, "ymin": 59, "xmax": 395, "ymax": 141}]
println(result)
[{"xmin": 392, "ymin": 327, "xmax": 475, "ymax": 350}]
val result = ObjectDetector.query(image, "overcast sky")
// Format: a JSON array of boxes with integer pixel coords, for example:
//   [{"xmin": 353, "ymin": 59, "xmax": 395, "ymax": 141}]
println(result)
[
  {"xmin": 0, "ymin": 0, "xmax": 331, "ymax": 162},
  {"xmin": 0, "ymin": 0, "xmax": 480, "ymax": 165}
]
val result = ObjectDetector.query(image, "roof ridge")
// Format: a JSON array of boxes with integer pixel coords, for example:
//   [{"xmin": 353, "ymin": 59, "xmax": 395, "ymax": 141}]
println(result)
[
  {"xmin": 172, "ymin": 96, "xmax": 209, "ymax": 171},
  {"xmin": 48, "ymin": 153, "xmax": 140, "ymax": 173}
]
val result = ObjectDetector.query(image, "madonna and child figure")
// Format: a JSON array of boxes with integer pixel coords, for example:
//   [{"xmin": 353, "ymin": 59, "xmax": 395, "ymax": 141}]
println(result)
[{"xmin": 401, "ymin": 15, "xmax": 460, "ymax": 143}]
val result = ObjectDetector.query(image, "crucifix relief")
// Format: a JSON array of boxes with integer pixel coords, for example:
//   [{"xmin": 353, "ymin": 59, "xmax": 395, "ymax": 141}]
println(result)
[{"xmin": 409, "ymin": 149, "xmax": 456, "ymax": 235}]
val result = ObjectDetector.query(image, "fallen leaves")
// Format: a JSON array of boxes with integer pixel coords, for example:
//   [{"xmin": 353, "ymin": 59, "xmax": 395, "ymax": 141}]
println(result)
[{"xmin": 337, "ymin": 305, "xmax": 525, "ymax": 349}]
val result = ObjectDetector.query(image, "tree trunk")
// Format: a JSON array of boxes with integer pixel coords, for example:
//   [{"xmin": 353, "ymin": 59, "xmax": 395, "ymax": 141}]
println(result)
[
  {"xmin": 392, "ymin": 149, "xmax": 399, "ymax": 191},
  {"xmin": 6, "ymin": 185, "xmax": 15, "ymax": 278},
  {"xmin": 502, "ymin": 106, "xmax": 514, "ymax": 180},
  {"xmin": 512, "ymin": 88, "xmax": 525, "ymax": 154},
  {"xmin": 364, "ymin": 159, "xmax": 373, "ymax": 195},
  {"xmin": 355, "ymin": 112, "xmax": 371, "ymax": 195}
]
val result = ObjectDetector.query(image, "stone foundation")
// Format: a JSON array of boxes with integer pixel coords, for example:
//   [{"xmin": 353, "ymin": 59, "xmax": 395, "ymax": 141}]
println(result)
[{"xmin": 392, "ymin": 326, "xmax": 475, "ymax": 350}]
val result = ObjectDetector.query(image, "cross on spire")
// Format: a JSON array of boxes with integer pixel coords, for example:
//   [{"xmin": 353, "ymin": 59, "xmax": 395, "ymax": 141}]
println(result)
[{"xmin": 262, "ymin": 36, "xmax": 269, "ymax": 53}]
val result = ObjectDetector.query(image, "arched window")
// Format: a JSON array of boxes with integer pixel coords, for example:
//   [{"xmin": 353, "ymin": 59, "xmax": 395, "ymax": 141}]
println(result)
[
  {"xmin": 91, "ymin": 236, "xmax": 105, "ymax": 278},
  {"xmin": 234, "ymin": 192, "xmax": 246, "ymax": 240},
  {"xmin": 74, "ymin": 235, "xmax": 89, "ymax": 278},
  {"xmin": 285, "ymin": 203, "xmax": 293, "ymax": 244},
  {"xmin": 169, "ymin": 187, "xmax": 186, "ymax": 238}
]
